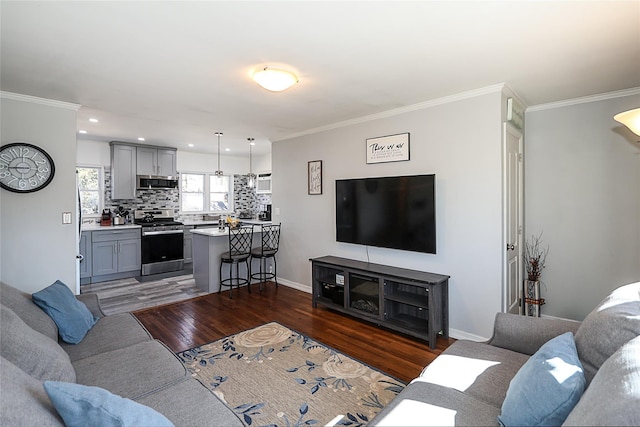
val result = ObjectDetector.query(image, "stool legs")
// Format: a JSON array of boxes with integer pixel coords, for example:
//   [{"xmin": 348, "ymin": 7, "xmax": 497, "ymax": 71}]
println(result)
[{"xmin": 219, "ymin": 259, "xmax": 251, "ymax": 299}]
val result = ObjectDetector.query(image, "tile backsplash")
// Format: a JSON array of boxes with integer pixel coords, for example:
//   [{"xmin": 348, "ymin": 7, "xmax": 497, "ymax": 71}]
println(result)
[{"xmin": 100, "ymin": 171, "xmax": 271, "ymax": 221}]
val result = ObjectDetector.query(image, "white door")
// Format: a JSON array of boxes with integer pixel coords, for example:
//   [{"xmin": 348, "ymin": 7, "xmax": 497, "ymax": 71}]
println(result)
[{"xmin": 503, "ymin": 123, "xmax": 524, "ymax": 314}]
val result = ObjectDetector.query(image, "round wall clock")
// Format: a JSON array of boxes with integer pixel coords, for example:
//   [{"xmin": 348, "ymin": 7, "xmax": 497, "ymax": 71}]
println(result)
[{"xmin": 0, "ymin": 142, "xmax": 56, "ymax": 193}]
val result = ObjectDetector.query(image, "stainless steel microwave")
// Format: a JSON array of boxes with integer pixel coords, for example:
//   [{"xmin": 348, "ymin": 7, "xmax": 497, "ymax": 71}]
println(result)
[{"xmin": 136, "ymin": 175, "xmax": 179, "ymax": 190}]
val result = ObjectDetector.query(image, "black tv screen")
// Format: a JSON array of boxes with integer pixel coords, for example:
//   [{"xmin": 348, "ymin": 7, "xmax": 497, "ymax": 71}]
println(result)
[{"xmin": 336, "ymin": 174, "xmax": 436, "ymax": 254}]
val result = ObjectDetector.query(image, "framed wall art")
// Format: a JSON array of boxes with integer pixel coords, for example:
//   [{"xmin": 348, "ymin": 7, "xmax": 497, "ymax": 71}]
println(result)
[
  {"xmin": 308, "ymin": 160, "xmax": 322, "ymax": 195},
  {"xmin": 366, "ymin": 132, "xmax": 410, "ymax": 164}
]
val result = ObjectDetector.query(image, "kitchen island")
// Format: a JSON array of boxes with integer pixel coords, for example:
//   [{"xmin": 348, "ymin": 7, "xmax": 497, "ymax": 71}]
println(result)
[{"xmin": 191, "ymin": 222, "xmax": 270, "ymax": 293}]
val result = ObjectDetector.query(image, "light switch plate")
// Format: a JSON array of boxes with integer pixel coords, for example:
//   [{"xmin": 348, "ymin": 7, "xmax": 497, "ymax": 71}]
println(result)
[{"xmin": 62, "ymin": 212, "xmax": 72, "ymax": 224}]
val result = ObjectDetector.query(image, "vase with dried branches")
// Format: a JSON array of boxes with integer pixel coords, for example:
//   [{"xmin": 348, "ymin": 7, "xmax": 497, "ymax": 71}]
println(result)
[{"xmin": 523, "ymin": 232, "xmax": 549, "ymax": 316}]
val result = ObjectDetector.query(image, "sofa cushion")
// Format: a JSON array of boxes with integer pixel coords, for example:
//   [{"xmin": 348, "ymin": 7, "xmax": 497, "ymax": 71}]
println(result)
[
  {"xmin": 73, "ymin": 340, "xmax": 187, "ymax": 400},
  {"xmin": 44, "ymin": 381, "xmax": 174, "ymax": 427},
  {"xmin": 1, "ymin": 281, "xmax": 58, "ymax": 340},
  {"xmin": 137, "ymin": 378, "xmax": 245, "ymax": 427},
  {"xmin": 61, "ymin": 312, "xmax": 153, "ymax": 362},
  {"xmin": 574, "ymin": 281, "xmax": 640, "ymax": 384},
  {"xmin": 0, "ymin": 357, "xmax": 64, "ymax": 426},
  {"xmin": 0, "ymin": 305, "xmax": 76, "ymax": 382},
  {"xmin": 369, "ymin": 381, "xmax": 501, "ymax": 426},
  {"xmin": 32, "ymin": 280, "xmax": 98, "ymax": 344},
  {"xmin": 418, "ymin": 340, "xmax": 529, "ymax": 409},
  {"xmin": 563, "ymin": 335, "xmax": 640, "ymax": 426},
  {"xmin": 498, "ymin": 332, "xmax": 585, "ymax": 427}
]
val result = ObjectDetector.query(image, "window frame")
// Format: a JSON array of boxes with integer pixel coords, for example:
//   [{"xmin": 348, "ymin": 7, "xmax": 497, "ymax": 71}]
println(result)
[
  {"xmin": 76, "ymin": 164, "xmax": 104, "ymax": 218},
  {"xmin": 179, "ymin": 171, "xmax": 234, "ymax": 214}
]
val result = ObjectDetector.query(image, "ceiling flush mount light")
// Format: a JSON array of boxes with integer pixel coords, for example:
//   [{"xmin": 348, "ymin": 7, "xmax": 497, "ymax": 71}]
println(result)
[
  {"xmin": 253, "ymin": 66, "xmax": 298, "ymax": 92},
  {"xmin": 214, "ymin": 132, "xmax": 224, "ymax": 177},
  {"xmin": 614, "ymin": 108, "xmax": 640, "ymax": 136},
  {"xmin": 247, "ymin": 138, "xmax": 256, "ymax": 188}
]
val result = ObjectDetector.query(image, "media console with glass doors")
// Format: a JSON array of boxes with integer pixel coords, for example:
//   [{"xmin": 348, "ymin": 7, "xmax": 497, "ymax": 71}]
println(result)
[{"xmin": 311, "ymin": 256, "xmax": 449, "ymax": 349}]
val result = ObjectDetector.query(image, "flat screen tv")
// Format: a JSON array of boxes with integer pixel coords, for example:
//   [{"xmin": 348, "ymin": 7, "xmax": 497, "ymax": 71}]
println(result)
[{"xmin": 336, "ymin": 174, "xmax": 436, "ymax": 254}]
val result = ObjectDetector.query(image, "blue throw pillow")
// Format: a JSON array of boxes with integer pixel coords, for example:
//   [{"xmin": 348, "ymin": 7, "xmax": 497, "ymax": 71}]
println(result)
[
  {"xmin": 44, "ymin": 381, "xmax": 174, "ymax": 427},
  {"xmin": 498, "ymin": 332, "xmax": 586, "ymax": 427},
  {"xmin": 32, "ymin": 280, "xmax": 97, "ymax": 344}
]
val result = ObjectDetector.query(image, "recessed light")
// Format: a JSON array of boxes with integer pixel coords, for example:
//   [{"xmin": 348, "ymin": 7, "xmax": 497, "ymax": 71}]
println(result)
[
  {"xmin": 188, "ymin": 143, "xmax": 194, "ymax": 147},
  {"xmin": 78, "ymin": 130, "xmax": 88, "ymax": 134},
  {"xmin": 89, "ymin": 118, "xmax": 98, "ymax": 123},
  {"xmin": 138, "ymin": 137, "xmax": 145, "ymax": 142}
]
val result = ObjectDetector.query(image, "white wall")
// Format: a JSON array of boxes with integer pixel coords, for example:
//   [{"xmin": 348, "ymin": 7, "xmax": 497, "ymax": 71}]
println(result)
[
  {"xmin": 524, "ymin": 91, "xmax": 640, "ymax": 320},
  {"xmin": 272, "ymin": 88, "xmax": 504, "ymax": 339},
  {"xmin": 1, "ymin": 93, "xmax": 79, "ymax": 294}
]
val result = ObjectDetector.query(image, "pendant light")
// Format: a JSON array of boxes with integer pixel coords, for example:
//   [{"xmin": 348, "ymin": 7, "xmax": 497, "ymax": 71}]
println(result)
[
  {"xmin": 247, "ymin": 138, "xmax": 256, "ymax": 188},
  {"xmin": 214, "ymin": 132, "xmax": 224, "ymax": 177}
]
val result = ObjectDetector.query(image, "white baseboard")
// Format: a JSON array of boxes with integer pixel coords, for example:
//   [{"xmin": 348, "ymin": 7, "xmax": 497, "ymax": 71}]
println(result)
[
  {"xmin": 449, "ymin": 328, "xmax": 489, "ymax": 342},
  {"xmin": 278, "ymin": 278, "xmax": 311, "ymax": 293}
]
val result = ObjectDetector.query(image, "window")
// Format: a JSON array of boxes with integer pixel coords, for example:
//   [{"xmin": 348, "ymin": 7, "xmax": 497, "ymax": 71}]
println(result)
[
  {"xmin": 77, "ymin": 166, "xmax": 103, "ymax": 216},
  {"xmin": 180, "ymin": 172, "xmax": 233, "ymax": 213}
]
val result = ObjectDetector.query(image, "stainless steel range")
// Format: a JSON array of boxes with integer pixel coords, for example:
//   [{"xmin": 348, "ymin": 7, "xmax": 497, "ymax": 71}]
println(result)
[{"xmin": 134, "ymin": 209, "xmax": 184, "ymax": 276}]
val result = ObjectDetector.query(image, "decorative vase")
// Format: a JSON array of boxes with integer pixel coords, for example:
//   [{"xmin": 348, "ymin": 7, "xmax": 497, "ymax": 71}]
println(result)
[{"xmin": 523, "ymin": 280, "xmax": 545, "ymax": 317}]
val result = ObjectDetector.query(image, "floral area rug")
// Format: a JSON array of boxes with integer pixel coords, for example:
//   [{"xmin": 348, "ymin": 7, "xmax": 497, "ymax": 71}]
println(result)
[{"xmin": 177, "ymin": 322, "xmax": 405, "ymax": 426}]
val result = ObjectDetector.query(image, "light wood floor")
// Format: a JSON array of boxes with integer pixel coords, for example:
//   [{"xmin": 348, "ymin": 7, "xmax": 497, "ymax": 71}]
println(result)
[
  {"xmin": 133, "ymin": 282, "xmax": 455, "ymax": 383},
  {"xmin": 81, "ymin": 273, "xmax": 208, "ymax": 315}
]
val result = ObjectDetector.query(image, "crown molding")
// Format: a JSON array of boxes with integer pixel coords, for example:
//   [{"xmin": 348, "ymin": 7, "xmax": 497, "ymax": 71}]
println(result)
[
  {"xmin": 0, "ymin": 91, "xmax": 80, "ymax": 111},
  {"xmin": 527, "ymin": 87, "xmax": 640, "ymax": 112},
  {"xmin": 275, "ymin": 83, "xmax": 506, "ymax": 141}
]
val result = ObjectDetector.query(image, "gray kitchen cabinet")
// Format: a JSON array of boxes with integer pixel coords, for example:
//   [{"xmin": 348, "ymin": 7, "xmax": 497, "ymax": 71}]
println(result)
[
  {"xmin": 110, "ymin": 142, "xmax": 137, "ymax": 199},
  {"xmin": 183, "ymin": 226, "xmax": 194, "ymax": 264},
  {"xmin": 137, "ymin": 146, "xmax": 177, "ymax": 176},
  {"xmin": 79, "ymin": 231, "xmax": 92, "ymax": 284},
  {"xmin": 91, "ymin": 228, "xmax": 141, "ymax": 281}
]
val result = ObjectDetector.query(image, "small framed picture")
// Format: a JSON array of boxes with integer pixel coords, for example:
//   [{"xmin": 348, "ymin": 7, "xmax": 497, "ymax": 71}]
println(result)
[{"xmin": 308, "ymin": 160, "xmax": 322, "ymax": 195}]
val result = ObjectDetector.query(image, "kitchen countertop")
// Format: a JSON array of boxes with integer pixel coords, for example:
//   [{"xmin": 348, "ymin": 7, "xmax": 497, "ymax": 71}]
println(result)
[
  {"xmin": 183, "ymin": 219, "xmax": 272, "ymax": 227},
  {"xmin": 82, "ymin": 223, "xmax": 141, "ymax": 231},
  {"xmin": 190, "ymin": 222, "xmax": 270, "ymax": 237}
]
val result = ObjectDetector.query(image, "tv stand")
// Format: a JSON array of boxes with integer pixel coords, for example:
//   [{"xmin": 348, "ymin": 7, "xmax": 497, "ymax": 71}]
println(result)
[{"xmin": 310, "ymin": 256, "xmax": 449, "ymax": 349}]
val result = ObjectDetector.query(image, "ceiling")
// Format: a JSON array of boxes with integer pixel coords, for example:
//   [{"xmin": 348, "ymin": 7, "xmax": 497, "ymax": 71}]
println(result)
[{"xmin": 1, "ymin": 1, "xmax": 639, "ymax": 157}]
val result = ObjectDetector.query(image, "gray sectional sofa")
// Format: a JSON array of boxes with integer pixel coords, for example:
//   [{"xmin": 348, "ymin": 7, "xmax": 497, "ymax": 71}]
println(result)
[
  {"xmin": 0, "ymin": 281, "xmax": 243, "ymax": 427},
  {"xmin": 370, "ymin": 281, "xmax": 640, "ymax": 426}
]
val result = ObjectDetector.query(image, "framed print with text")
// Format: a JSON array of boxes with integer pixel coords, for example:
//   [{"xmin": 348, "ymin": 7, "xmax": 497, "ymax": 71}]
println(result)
[{"xmin": 366, "ymin": 133, "xmax": 410, "ymax": 164}]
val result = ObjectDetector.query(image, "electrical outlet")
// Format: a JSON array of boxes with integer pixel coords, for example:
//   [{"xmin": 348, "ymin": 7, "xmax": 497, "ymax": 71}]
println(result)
[{"xmin": 62, "ymin": 212, "xmax": 72, "ymax": 224}]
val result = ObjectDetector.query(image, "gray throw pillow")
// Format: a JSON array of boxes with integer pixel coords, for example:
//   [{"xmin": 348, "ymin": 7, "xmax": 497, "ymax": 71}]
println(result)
[
  {"xmin": 0, "ymin": 305, "xmax": 76, "ymax": 382},
  {"xmin": 574, "ymin": 282, "xmax": 640, "ymax": 384},
  {"xmin": 563, "ymin": 335, "xmax": 640, "ymax": 426}
]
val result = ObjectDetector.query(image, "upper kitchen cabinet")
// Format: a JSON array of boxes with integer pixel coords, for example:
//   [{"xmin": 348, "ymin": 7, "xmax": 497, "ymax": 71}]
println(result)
[
  {"xmin": 137, "ymin": 146, "xmax": 177, "ymax": 177},
  {"xmin": 110, "ymin": 142, "xmax": 137, "ymax": 200}
]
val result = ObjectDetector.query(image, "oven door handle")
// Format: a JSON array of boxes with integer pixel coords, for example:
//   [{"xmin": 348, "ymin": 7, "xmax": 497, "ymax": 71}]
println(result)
[{"xmin": 142, "ymin": 230, "xmax": 184, "ymax": 236}]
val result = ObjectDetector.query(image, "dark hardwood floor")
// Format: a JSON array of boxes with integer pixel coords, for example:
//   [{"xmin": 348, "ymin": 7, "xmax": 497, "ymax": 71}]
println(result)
[{"xmin": 134, "ymin": 283, "xmax": 455, "ymax": 383}]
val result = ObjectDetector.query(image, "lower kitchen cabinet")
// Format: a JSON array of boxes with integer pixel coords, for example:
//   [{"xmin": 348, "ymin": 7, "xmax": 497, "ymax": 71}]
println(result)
[
  {"xmin": 87, "ymin": 228, "xmax": 141, "ymax": 283},
  {"xmin": 183, "ymin": 226, "xmax": 194, "ymax": 264},
  {"xmin": 79, "ymin": 232, "xmax": 92, "ymax": 285}
]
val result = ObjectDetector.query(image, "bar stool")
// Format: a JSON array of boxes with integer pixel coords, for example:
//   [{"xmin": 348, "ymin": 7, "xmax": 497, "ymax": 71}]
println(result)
[
  {"xmin": 219, "ymin": 226, "xmax": 253, "ymax": 298},
  {"xmin": 250, "ymin": 223, "xmax": 281, "ymax": 291}
]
